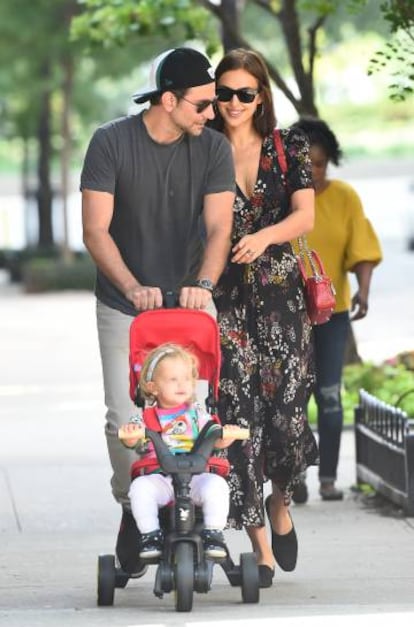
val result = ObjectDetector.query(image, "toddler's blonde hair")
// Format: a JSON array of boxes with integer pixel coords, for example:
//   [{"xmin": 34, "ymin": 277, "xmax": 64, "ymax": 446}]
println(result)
[{"xmin": 140, "ymin": 343, "xmax": 199, "ymax": 402}]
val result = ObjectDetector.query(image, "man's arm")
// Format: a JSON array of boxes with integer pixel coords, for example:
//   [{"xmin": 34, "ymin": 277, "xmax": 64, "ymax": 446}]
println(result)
[
  {"xmin": 198, "ymin": 190, "xmax": 234, "ymax": 283},
  {"xmin": 82, "ymin": 189, "xmax": 162, "ymax": 309},
  {"xmin": 179, "ymin": 190, "xmax": 234, "ymax": 309}
]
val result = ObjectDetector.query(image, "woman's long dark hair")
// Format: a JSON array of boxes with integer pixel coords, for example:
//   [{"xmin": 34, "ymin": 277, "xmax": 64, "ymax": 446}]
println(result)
[{"xmin": 211, "ymin": 48, "xmax": 276, "ymax": 137}]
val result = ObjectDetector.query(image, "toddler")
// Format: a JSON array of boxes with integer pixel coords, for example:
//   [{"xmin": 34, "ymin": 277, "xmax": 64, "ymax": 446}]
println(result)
[{"xmin": 119, "ymin": 343, "xmax": 240, "ymax": 560}]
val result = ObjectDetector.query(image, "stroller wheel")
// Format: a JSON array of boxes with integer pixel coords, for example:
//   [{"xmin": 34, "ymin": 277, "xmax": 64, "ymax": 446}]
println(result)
[
  {"xmin": 97, "ymin": 554, "xmax": 116, "ymax": 606},
  {"xmin": 240, "ymin": 552, "xmax": 260, "ymax": 604},
  {"xmin": 173, "ymin": 542, "xmax": 194, "ymax": 612}
]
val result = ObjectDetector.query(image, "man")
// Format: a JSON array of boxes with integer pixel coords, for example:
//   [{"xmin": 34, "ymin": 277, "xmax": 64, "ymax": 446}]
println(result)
[{"xmin": 80, "ymin": 47, "xmax": 235, "ymax": 575}]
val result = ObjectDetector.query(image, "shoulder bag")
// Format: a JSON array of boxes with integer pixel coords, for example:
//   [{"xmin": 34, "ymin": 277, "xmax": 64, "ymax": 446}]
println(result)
[{"xmin": 273, "ymin": 129, "xmax": 336, "ymax": 325}]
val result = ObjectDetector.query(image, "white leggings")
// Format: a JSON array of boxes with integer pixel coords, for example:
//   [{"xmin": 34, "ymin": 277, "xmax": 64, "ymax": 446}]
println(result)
[{"xmin": 129, "ymin": 472, "xmax": 229, "ymax": 533}]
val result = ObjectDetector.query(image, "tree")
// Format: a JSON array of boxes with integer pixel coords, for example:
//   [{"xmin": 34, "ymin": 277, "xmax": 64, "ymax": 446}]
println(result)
[
  {"xmin": 0, "ymin": 0, "xmax": 151, "ymax": 253},
  {"xmin": 71, "ymin": 1, "xmax": 386, "ymax": 118},
  {"xmin": 0, "ymin": 1, "xmax": 390, "ymax": 252},
  {"xmin": 0, "ymin": 0, "xmax": 81, "ymax": 251}
]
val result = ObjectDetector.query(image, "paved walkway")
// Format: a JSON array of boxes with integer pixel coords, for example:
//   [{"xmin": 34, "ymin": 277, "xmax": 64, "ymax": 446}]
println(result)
[{"xmin": 0, "ymin": 287, "xmax": 413, "ymax": 626}]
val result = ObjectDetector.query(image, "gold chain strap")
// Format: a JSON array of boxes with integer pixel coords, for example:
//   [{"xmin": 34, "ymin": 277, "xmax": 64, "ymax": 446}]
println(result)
[{"xmin": 297, "ymin": 234, "xmax": 321, "ymax": 278}]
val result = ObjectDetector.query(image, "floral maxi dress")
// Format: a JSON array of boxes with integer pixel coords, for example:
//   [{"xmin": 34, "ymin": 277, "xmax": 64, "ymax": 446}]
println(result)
[{"xmin": 215, "ymin": 128, "xmax": 319, "ymax": 530}]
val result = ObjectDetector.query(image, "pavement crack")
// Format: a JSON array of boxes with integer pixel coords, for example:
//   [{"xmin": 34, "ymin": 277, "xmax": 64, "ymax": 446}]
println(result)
[{"xmin": 0, "ymin": 466, "xmax": 22, "ymax": 532}]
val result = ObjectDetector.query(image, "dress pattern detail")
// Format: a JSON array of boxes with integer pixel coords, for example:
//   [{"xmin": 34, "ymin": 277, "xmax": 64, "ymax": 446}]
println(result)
[{"xmin": 215, "ymin": 128, "xmax": 319, "ymax": 529}]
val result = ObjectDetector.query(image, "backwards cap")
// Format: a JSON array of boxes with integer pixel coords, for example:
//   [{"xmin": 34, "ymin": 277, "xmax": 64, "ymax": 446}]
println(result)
[{"xmin": 132, "ymin": 47, "xmax": 215, "ymax": 104}]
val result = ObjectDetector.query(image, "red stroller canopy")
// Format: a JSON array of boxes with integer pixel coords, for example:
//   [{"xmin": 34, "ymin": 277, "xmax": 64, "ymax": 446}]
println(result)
[{"xmin": 129, "ymin": 309, "xmax": 221, "ymax": 402}]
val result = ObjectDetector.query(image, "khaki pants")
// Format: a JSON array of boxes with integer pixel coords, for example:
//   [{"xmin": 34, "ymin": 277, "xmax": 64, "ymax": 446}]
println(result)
[{"xmin": 96, "ymin": 300, "xmax": 137, "ymax": 507}]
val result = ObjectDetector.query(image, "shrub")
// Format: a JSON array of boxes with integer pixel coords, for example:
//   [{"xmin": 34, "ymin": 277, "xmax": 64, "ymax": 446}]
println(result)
[
  {"xmin": 2, "ymin": 246, "xmax": 60, "ymax": 282},
  {"xmin": 22, "ymin": 255, "xmax": 95, "ymax": 292},
  {"xmin": 307, "ymin": 359, "xmax": 414, "ymax": 425}
]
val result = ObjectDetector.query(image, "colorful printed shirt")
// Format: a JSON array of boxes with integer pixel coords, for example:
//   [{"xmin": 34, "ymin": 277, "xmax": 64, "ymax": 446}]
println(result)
[{"xmin": 130, "ymin": 401, "xmax": 212, "ymax": 457}]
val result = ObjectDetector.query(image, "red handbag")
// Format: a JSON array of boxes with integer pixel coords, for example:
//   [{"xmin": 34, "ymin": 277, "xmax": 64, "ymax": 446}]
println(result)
[
  {"xmin": 296, "ymin": 236, "xmax": 336, "ymax": 325},
  {"xmin": 273, "ymin": 129, "xmax": 336, "ymax": 325}
]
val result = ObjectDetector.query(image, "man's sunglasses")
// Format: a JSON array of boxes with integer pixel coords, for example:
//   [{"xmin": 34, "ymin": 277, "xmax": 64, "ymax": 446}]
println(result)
[
  {"xmin": 216, "ymin": 87, "xmax": 259, "ymax": 103},
  {"xmin": 181, "ymin": 95, "xmax": 217, "ymax": 114}
]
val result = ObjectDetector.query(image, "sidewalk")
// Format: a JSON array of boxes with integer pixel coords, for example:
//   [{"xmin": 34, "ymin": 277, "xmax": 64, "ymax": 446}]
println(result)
[{"xmin": 0, "ymin": 287, "xmax": 414, "ymax": 626}]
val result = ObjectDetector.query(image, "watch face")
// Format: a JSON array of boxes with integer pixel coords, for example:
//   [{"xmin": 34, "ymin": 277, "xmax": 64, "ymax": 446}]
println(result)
[{"xmin": 196, "ymin": 279, "xmax": 214, "ymax": 291}]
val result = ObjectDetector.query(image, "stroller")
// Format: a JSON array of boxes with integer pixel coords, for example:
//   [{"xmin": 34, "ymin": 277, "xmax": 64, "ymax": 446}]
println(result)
[{"xmin": 97, "ymin": 307, "xmax": 259, "ymax": 611}]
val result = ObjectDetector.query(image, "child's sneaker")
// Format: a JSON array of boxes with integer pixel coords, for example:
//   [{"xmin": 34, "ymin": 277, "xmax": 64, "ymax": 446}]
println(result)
[
  {"xmin": 139, "ymin": 529, "xmax": 164, "ymax": 559},
  {"xmin": 201, "ymin": 529, "xmax": 227, "ymax": 559}
]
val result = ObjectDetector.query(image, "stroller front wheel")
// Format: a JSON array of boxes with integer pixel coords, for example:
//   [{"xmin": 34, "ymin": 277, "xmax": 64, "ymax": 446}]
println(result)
[
  {"xmin": 240, "ymin": 552, "xmax": 260, "ymax": 604},
  {"xmin": 173, "ymin": 542, "xmax": 194, "ymax": 612}
]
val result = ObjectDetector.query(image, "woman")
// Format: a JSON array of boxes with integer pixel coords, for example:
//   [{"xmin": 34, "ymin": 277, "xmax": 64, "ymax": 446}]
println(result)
[
  {"xmin": 291, "ymin": 117, "xmax": 382, "ymax": 502},
  {"xmin": 210, "ymin": 48, "xmax": 319, "ymax": 588}
]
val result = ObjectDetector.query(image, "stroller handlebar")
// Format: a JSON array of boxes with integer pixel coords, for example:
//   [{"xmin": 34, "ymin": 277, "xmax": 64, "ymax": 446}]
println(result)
[
  {"xmin": 118, "ymin": 424, "xmax": 249, "ymax": 475},
  {"xmin": 143, "ymin": 424, "xmax": 249, "ymax": 475},
  {"xmin": 118, "ymin": 424, "xmax": 249, "ymax": 444},
  {"xmin": 163, "ymin": 290, "xmax": 178, "ymax": 309}
]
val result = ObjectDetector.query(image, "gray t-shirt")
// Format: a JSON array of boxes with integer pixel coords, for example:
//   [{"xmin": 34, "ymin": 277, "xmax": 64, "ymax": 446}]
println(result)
[{"xmin": 80, "ymin": 112, "xmax": 235, "ymax": 315}]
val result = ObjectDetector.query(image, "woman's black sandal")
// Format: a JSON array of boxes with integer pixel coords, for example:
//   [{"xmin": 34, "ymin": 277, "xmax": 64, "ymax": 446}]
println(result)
[{"xmin": 265, "ymin": 495, "xmax": 298, "ymax": 572}]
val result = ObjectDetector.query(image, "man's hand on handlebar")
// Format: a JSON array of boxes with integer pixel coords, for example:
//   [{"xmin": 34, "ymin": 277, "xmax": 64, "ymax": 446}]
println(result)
[
  {"xmin": 125, "ymin": 285, "xmax": 212, "ymax": 310},
  {"xmin": 126, "ymin": 286, "xmax": 163, "ymax": 311},
  {"xmin": 179, "ymin": 286, "xmax": 213, "ymax": 310}
]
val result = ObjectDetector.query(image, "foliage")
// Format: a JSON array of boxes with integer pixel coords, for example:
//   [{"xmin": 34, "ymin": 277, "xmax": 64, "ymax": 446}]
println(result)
[
  {"xmin": 22, "ymin": 255, "xmax": 95, "ymax": 293},
  {"xmin": 308, "ymin": 359, "xmax": 414, "ymax": 425},
  {"xmin": 1, "ymin": 0, "xmax": 411, "ymax": 252},
  {"xmin": 71, "ymin": 0, "xmax": 219, "ymax": 55},
  {"xmin": 2, "ymin": 246, "xmax": 61, "ymax": 283},
  {"xmin": 70, "ymin": 0, "xmax": 387, "ymax": 117},
  {"xmin": 368, "ymin": 34, "xmax": 414, "ymax": 101},
  {"xmin": 343, "ymin": 361, "xmax": 414, "ymax": 415},
  {"xmin": 366, "ymin": 0, "xmax": 414, "ymax": 100}
]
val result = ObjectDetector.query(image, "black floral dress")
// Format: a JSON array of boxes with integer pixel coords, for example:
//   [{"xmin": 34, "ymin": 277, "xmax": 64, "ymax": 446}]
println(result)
[{"xmin": 215, "ymin": 128, "xmax": 319, "ymax": 530}]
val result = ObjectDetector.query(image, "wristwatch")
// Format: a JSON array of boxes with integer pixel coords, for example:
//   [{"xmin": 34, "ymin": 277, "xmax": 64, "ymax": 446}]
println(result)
[{"xmin": 194, "ymin": 278, "xmax": 215, "ymax": 293}]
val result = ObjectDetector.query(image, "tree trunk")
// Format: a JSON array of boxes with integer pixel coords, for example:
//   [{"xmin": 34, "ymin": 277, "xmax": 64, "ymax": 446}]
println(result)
[
  {"xmin": 276, "ymin": 0, "xmax": 320, "ymax": 116},
  {"xmin": 221, "ymin": 0, "xmax": 244, "ymax": 51},
  {"xmin": 36, "ymin": 61, "xmax": 54, "ymax": 249},
  {"xmin": 204, "ymin": 0, "xmax": 322, "ymax": 116},
  {"xmin": 60, "ymin": 55, "xmax": 74, "ymax": 263}
]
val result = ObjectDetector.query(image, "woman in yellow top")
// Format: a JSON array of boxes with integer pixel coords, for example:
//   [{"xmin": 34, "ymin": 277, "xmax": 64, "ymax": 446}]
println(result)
[{"xmin": 291, "ymin": 118, "xmax": 382, "ymax": 501}]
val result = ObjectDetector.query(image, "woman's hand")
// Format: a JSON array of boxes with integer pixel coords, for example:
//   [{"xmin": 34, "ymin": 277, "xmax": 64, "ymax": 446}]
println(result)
[
  {"xmin": 350, "ymin": 290, "xmax": 369, "ymax": 321},
  {"xmin": 231, "ymin": 231, "xmax": 270, "ymax": 264}
]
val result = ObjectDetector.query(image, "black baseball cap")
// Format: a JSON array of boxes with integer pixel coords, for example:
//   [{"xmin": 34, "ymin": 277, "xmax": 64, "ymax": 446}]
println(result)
[{"xmin": 132, "ymin": 47, "xmax": 215, "ymax": 104}]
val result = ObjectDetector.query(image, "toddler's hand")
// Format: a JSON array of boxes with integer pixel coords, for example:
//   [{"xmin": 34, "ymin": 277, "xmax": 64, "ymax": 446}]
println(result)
[
  {"xmin": 118, "ymin": 423, "xmax": 145, "ymax": 447},
  {"xmin": 222, "ymin": 425, "xmax": 250, "ymax": 440}
]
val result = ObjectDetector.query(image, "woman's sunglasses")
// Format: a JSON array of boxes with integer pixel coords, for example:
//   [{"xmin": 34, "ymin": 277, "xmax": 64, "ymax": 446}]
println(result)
[{"xmin": 216, "ymin": 87, "xmax": 259, "ymax": 103}]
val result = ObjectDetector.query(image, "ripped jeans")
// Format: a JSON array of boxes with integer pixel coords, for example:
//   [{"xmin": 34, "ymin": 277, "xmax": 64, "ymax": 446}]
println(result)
[{"xmin": 313, "ymin": 311, "xmax": 350, "ymax": 482}]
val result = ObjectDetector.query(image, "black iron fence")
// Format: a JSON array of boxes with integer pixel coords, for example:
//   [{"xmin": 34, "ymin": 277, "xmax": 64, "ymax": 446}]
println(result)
[{"xmin": 354, "ymin": 389, "xmax": 414, "ymax": 516}]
